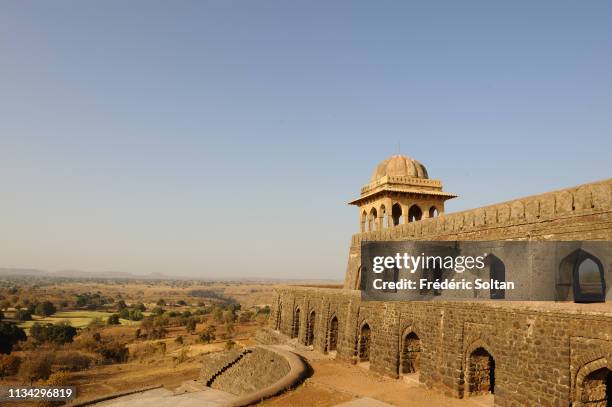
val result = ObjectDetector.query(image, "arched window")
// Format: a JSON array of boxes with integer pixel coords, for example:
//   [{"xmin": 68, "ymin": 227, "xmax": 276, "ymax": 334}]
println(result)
[
  {"xmin": 467, "ymin": 347, "xmax": 495, "ymax": 396},
  {"xmin": 380, "ymin": 205, "xmax": 387, "ymax": 228},
  {"xmin": 558, "ymin": 249, "xmax": 606, "ymax": 302},
  {"xmin": 328, "ymin": 316, "xmax": 339, "ymax": 352},
  {"xmin": 306, "ymin": 311, "xmax": 316, "ymax": 346},
  {"xmin": 488, "ymin": 255, "xmax": 506, "ymax": 300},
  {"xmin": 392, "ymin": 203, "xmax": 403, "ymax": 226},
  {"xmin": 429, "ymin": 206, "xmax": 438, "ymax": 217},
  {"xmin": 358, "ymin": 323, "xmax": 371, "ymax": 362},
  {"xmin": 369, "ymin": 208, "xmax": 378, "ymax": 232},
  {"xmin": 408, "ymin": 205, "xmax": 422, "ymax": 222},
  {"xmin": 291, "ymin": 308, "xmax": 301, "ymax": 339},
  {"xmin": 361, "ymin": 211, "xmax": 367, "ymax": 232},
  {"xmin": 401, "ymin": 332, "xmax": 421, "ymax": 374}
]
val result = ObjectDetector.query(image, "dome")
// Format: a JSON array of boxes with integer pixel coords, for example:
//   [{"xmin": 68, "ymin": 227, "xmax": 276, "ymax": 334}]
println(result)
[{"xmin": 370, "ymin": 154, "xmax": 428, "ymax": 182}]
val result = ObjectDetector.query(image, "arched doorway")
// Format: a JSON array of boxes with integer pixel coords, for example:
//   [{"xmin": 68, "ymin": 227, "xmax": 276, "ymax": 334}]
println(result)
[
  {"xmin": 392, "ymin": 203, "xmax": 403, "ymax": 226},
  {"xmin": 580, "ymin": 367, "xmax": 611, "ymax": 405},
  {"xmin": 558, "ymin": 249, "xmax": 606, "ymax": 302},
  {"xmin": 401, "ymin": 332, "xmax": 421, "ymax": 374},
  {"xmin": 291, "ymin": 308, "xmax": 301, "ymax": 339},
  {"xmin": 429, "ymin": 206, "xmax": 438, "ymax": 218},
  {"xmin": 358, "ymin": 323, "xmax": 371, "ymax": 362},
  {"xmin": 488, "ymin": 255, "xmax": 506, "ymax": 299},
  {"xmin": 466, "ymin": 347, "xmax": 495, "ymax": 396},
  {"xmin": 306, "ymin": 311, "xmax": 316, "ymax": 346},
  {"xmin": 408, "ymin": 205, "xmax": 422, "ymax": 222},
  {"xmin": 328, "ymin": 316, "xmax": 339, "ymax": 352},
  {"xmin": 275, "ymin": 302, "xmax": 282, "ymax": 330}
]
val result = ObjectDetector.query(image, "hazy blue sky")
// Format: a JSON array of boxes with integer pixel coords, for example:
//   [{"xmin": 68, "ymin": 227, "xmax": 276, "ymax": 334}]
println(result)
[{"xmin": 1, "ymin": 1, "xmax": 610, "ymax": 279}]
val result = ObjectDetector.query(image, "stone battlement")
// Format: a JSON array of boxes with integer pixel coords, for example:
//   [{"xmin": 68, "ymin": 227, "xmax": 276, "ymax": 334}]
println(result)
[
  {"xmin": 345, "ymin": 178, "xmax": 612, "ymax": 289},
  {"xmin": 353, "ymin": 178, "xmax": 611, "ymax": 243}
]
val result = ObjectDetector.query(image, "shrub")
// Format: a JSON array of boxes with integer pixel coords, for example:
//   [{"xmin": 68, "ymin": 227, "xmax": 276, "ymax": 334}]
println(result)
[
  {"xmin": 156, "ymin": 299, "xmax": 166, "ymax": 306},
  {"xmin": 174, "ymin": 348, "xmax": 189, "ymax": 365},
  {"xmin": 225, "ymin": 340, "xmax": 236, "ymax": 350},
  {"xmin": 34, "ymin": 301, "xmax": 57, "ymax": 317},
  {"xmin": 134, "ymin": 303, "xmax": 146, "ymax": 312},
  {"xmin": 239, "ymin": 311, "xmax": 254, "ymax": 323},
  {"xmin": 151, "ymin": 306, "xmax": 165, "ymax": 316},
  {"xmin": 257, "ymin": 305, "xmax": 271, "ymax": 315},
  {"xmin": 55, "ymin": 352, "xmax": 94, "ymax": 372},
  {"xmin": 116, "ymin": 300, "xmax": 127, "ymax": 310},
  {"xmin": 97, "ymin": 341, "xmax": 128, "ymax": 363},
  {"xmin": 107, "ymin": 314, "xmax": 120, "ymax": 325},
  {"xmin": 19, "ymin": 352, "xmax": 54, "ymax": 384},
  {"xmin": 0, "ymin": 354, "xmax": 21, "ymax": 377},
  {"xmin": 0, "ymin": 322, "xmax": 27, "ymax": 354},
  {"xmin": 176, "ymin": 300, "xmax": 187, "ymax": 306},
  {"xmin": 198, "ymin": 326, "xmax": 216, "ymax": 344},
  {"xmin": 175, "ymin": 335, "xmax": 184, "ymax": 345}
]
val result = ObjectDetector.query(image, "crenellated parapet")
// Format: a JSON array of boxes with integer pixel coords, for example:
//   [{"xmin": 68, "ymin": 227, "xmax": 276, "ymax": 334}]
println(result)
[{"xmin": 345, "ymin": 178, "xmax": 612, "ymax": 289}]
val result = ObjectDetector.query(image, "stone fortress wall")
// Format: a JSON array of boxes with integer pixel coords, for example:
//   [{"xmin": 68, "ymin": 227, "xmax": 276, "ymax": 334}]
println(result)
[
  {"xmin": 345, "ymin": 179, "xmax": 611, "ymax": 289},
  {"xmin": 268, "ymin": 178, "xmax": 612, "ymax": 407}
]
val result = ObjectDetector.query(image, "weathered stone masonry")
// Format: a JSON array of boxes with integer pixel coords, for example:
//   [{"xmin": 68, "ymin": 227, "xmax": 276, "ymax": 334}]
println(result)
[{"xmin": 268, "ymin": 171, "xmax": 612, "ymax": 406}]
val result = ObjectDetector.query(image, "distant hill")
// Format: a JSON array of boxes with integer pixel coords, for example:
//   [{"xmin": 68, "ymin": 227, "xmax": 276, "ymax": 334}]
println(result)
[
  {"xmin": 0, "ymin": 267, "xmax": 341, "ymax": 284},
  {"xmin": 0, "ymin": 267, "xmax": 47, "ymax": 276}
]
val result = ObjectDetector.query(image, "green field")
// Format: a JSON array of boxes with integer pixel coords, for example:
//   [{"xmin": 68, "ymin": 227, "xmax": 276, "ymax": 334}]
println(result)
[{"xmin": 18, "ymin": 310, "xmax": 145, "ymax": 329}]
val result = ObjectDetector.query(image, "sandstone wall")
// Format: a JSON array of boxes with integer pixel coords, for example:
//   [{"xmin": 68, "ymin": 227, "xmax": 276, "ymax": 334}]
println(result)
[
  {"xmin": 269, "ymin": 178, "xmax": 612, "ymax": 406},
  {"xmin": 345, "ymin": 179, "xmax": 612, "ymax": 289},
  {"xmin": 270, "ymin": 287, "xmax": 612, "ymax": 406}
]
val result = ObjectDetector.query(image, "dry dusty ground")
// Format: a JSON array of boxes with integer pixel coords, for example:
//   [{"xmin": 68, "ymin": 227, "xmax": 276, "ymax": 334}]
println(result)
[{"xmin": 260, "ymin": 355, "xmax": 494, "ymax": 407}]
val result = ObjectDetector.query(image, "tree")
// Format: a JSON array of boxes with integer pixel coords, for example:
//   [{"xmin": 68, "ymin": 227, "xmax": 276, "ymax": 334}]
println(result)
[
  {"xmin": 186, "ymin": 318, "xmax": 197, "ymax": 333},
  {"xmin": 157, "ymin": 299, "xmax": 166, "ymax": 306},
  {"xmin": 119, "ymin": 308, "xmax": 130, "ymax": 319},
  {"xmin": 30, "ymin": 323, "xmax": 77, "ymax": 345},
  {"xmin": 213, "ymin": 307, "xmax": 223, "ymax": 323},
  {"xmin": 134, "ymin": 303, "xmax": 146, "ymax": 312},
  {"xmin": 128, "ymin": 309, "xmax": 143, "ymax": 321},
  {"xmin": 116, "ymin": 300, "xmax": 127, "ymax": 311},
  {"xmin": 151, "ymin": 306, "xmax": 165, "ymax": 316},
  {"xmin": 199, "ymin": 326, "xmax": 216, "ymax": 343},
  {"xmin": 14, "ymin": 308, "xmax": 32, "ymax": 322},
  {"xmin": 107, "ymin": 314, "xmax": 120, "ymax": 325},
  {"xmin": 226, "ymin": 322, "xmax": 235, "ymax": 337},
  {"xmin": 34, "ymin": 301, "xmax": 57, "ymax": 317},
  {"xmin": 0, "ymin": 322, "xmax": 27, "ymax": 354}
]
